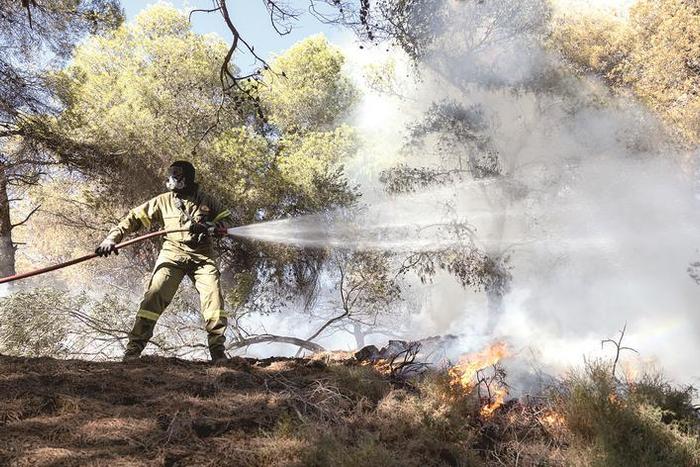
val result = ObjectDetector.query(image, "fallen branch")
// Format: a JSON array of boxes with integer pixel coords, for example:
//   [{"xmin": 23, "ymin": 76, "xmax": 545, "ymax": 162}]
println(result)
[{"xmin": 228, "ymin": 334, "xmax": 325, "ymax": 352}]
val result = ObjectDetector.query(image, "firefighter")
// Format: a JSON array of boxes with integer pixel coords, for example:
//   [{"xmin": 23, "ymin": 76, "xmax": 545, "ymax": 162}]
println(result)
[{"xmin": 95, "ymin": 161, "xmax": 232, "ymax": 362}]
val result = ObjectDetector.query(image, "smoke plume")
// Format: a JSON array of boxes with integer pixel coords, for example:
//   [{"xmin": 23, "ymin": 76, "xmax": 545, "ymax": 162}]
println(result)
[{"xmin": 325, "ymin": 0, "xmax": 700, "ymax": 389}]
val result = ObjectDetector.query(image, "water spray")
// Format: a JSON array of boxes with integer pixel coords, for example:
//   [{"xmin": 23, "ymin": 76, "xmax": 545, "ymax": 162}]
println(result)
[{"xmin": 0, "ymin": 211, "xmax": 475, "ymax": 285}]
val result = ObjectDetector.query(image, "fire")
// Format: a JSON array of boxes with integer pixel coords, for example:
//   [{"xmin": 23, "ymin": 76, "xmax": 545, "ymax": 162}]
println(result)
[
  {"xmin": 621, "ymin": 360, "xmax": 639, "ymax": 382},
  {"xmin": 448, "ymin": 342, "xmax": 509, "ymax": 418},
  {"xmin": 539, "ymin": 409, "xmax": 565, "ymax": 428},
  {"xmin": 480, "ymin": 387, "xmax": 508, "ymax": 417},
  {"xmin": 448, "ymin": 341, "xmax": 508, "ymax": 389}
]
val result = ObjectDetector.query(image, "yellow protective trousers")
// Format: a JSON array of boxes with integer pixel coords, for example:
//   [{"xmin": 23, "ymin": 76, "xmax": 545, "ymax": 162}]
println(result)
[{"xmin": 125, "ymin": 248, "xmax": 228, "ymax": 356}]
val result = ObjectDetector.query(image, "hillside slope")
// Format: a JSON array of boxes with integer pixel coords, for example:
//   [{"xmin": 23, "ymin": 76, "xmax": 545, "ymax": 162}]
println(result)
[{"xmin": 0, "ymin": 354, "xmax": 698, "ymax": 466}]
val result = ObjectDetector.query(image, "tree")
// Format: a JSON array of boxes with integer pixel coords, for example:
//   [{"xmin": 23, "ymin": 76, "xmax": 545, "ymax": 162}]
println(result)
[
  {"xmin": 10, "ymin": 6, "xmax": 361, "ymax": 356},
  {"xmin": 0, "ymin": 0, "xmax": 123, "ymax": 279},
  {"xmin": 378, "ymin": 99, "xmax": 513, "ymax": 331},
  {"xmin": 362, "ymin": 0, "xmax": 561, "ymax": 332},
  {"xmin": 552, "ymin": 0, "xmax": 700, "ymax": 146},
  {"xmin": 261, "ymin": 35, "xmax": 357, "ymax": 133},
  {"xmin": 300, "ymin": 250, "xmax": 402, "ymax": 351}
]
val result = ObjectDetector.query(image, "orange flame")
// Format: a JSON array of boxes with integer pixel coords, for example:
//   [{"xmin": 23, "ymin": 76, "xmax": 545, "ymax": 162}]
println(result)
[
  {"xmin": 448, "ymin": 342, "xmax": 509, "ymax": 418},
  {"xmin": 480, "ymin": 386, "xmax": 508, "ymax": 417},
  {"xmin": 621, "ymin": 360, "xmax": 639, "ymax": 382},
  {"xmin": 539, "ymin": 409, "xmax": 565, "ymax": 428}
]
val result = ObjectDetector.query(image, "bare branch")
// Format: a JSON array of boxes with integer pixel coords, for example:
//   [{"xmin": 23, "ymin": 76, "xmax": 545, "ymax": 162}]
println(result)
[
  {"xmin": 228, "ymin": 333, "xmax": 325, "ymax": 352},
  {"xmin": 262, "ymin": 0, "xmax": 300, "ymax": 36},
  {"xmin": 23, "ymin": 0, "xmax": 35, "ymax": 29},
  {"xmin": 305, "ymin": 309, "xmax": 350, "ymax": 344},
  {"xmin": 188, "ymin": 7, "xmax": 221, "ymax": 22},
  {"xmin": 7, "ymin": 172, "xmax": 45, "ymax": 186},
  {"xmin": 601, "ymin": 323, "xmax": 639, "ymax": 378},
  {"xmin": 10, "ymin": 204, "xmax": 41, "ymax": 229}
]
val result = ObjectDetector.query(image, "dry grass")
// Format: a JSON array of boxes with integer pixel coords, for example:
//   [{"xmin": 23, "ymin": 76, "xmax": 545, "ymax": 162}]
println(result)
[{"xmin": 0, "ymin": 354, "xmax": 697, "ymax": 466}]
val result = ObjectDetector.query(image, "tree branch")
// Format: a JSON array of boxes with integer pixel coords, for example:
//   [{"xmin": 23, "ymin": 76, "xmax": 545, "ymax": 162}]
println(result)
[
  {"xmin": 601, "ymin": 323, "xmax": 639, "ymax": 379},
  {"xmin": 228, "ymin": 333, "xmax": 325, "ymax": 352},
  {"xmin": 10, "ymin": 204, "xmax": 41, "ymax": 229},
  {"xmin": 188, "ymin": 7, "xmax": 221, "ymax": 22},
  {"xmin": 305, "ymin": 309, "xmax": 351, "ymax": 343}
]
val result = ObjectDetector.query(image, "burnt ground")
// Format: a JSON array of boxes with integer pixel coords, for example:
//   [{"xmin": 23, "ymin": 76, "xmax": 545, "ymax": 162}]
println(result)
[{"xmin": 0, "ymin": 354, "xmax": 358, "ymax": 467}]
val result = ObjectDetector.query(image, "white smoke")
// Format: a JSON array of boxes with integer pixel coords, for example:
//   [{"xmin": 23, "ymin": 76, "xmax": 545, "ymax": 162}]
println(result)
[{"xmin": 328, "ymin": 0, "xmax": 700, "ymax": 389}]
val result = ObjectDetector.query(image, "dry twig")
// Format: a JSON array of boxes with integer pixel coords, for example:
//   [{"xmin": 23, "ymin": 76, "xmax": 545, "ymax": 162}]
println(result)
[{"xmin": 601, "ymin": 323, "xmax": 638, "ymax": 379}]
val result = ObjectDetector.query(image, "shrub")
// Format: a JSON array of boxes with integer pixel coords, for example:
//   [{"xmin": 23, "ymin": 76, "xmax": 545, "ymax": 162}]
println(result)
[
  {"xmin": 557, "ymin": 359, "xmax": 700, "ymax": 466},
  {"xmin": 0, "ymin": 288, "xmax": 81, "ymax": 357}
]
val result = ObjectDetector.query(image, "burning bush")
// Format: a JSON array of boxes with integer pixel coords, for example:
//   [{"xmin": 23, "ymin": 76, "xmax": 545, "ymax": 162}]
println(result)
[{"xmin": 448, "ymin": 341, "xmax": 510, "ymax": 418}]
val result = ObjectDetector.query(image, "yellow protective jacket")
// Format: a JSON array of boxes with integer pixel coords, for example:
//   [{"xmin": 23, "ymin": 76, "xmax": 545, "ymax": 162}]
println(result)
[{"xmin": 106, "ymin": 187, "xmax": 232, "ymax": 257}]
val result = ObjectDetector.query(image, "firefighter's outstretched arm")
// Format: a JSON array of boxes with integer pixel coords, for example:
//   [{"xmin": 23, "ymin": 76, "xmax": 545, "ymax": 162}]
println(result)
[{"xmin": 95, "ymin": 197, "xmax": 162, "ymax": 257}]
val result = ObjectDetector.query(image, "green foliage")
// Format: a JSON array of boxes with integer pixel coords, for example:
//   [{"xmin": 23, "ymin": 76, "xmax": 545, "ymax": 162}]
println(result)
[
  {"xmin": 557, "ymin": 359, "xmax": 700, "ymax": 466},
  {"xmin": 632, "ymin": 373, "xmax": 699, "ymax": 427},
  {"xmin": 278, "ymin": 125, "xmax": 359, "ymax": 209},
  {"xmin": 54, "ymin": 3, "xmax": 235, "ymax": 200},
  {"xmin": 553, "ymin": 0, "xmax": 700, "ymax": 144},
  {"xmin": 205, "ymin": 124, "xmax": 359, "ymax": 223},
  {"xmin": 206, "ymin": 127, "xmax": 273, "ymax": 214},
  {"xmin": 262, "ymin": 35, "xmax": 358, "ymax": 133},
  {"xmin": 30, "ymin": 6, "xmax": 361, "ymax": 311},
  {"xmin": 0, "ymin": 0, "xmax": 123, "ymax": 119}
]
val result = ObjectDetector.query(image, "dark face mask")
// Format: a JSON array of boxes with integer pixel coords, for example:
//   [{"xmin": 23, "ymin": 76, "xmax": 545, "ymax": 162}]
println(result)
[{"xmin": 166, "ymin": 166, "xmax": 186, "ymax": 193}]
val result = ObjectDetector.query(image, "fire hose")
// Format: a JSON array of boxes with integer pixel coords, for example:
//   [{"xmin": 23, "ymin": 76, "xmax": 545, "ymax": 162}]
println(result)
[{"xmin": 0, "ymin": 228, "xmax": 196, "ymax": 285}]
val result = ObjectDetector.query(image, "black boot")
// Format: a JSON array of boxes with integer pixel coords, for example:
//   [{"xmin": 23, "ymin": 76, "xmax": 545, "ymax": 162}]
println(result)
[
  {"xmin": 210, "ymin": 346, "xmax": 228, "ymax": 363},
  {"xmin": 122, "ymin": 316, "xmax": 156, "ymax": 362},
  {"xmin": 206, "ymin": 317, "xmax": 228, "ymax": 362},
  {"xmin": 122, "ymin": 347, "xmax": 142, "ymax": 362}
]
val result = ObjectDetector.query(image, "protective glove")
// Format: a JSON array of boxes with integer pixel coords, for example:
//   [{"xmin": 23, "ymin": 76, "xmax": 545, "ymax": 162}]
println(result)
[
  {"xmin": 189, "ymin": 222, "xmax": 209, "ymax": 236},
  {"xmin": 189, "ymin": 222, "xmax": 227, "ymax": 242},
  {"xmin": 95, "ymin": 238, "xmax": 118, "ymax": 257},
  {"xmin": 189, "ymin": 222, "xmax": 211, "ymax": 244}
]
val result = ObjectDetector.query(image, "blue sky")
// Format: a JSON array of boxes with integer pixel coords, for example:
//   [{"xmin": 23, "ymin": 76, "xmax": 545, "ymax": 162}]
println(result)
[{"xmin": 121, "ymin": 0, "xmax": 349, "ymax": 70}]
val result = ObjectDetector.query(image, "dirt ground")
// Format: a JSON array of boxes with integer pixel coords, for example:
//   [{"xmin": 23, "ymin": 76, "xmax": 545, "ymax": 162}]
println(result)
[
  {"xmin": 6, "ymin": 352, "xmax": 693, "ymax": 466},
  {"xmin": 0, "ymin": 354, "xmax": 347, "ymax": 466}
]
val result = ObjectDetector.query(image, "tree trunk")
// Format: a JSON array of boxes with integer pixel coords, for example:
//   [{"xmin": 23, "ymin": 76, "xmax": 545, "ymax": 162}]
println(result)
[
  {"xmin": 0, "ymin": 163, "xmax": 16, "ymax": 279},
  {"xmin": 485, "ymin": 285, "xmax": 504, "ymax": 334},
  {"xmin": 352, "ymin": 322, "xmax": 366, "ymax": 348}
]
